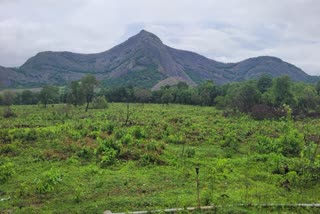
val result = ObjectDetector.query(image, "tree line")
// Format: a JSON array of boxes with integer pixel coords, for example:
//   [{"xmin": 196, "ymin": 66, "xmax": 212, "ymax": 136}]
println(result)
[{"xmin": 1, "ymin": 74, "xmax": 320, "ymax": 119}]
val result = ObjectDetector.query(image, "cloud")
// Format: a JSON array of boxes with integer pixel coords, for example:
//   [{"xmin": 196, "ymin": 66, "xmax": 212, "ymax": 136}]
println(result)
[{"xmin": 0, "ymin": 0, "xmax": 319, "ymax": 75}]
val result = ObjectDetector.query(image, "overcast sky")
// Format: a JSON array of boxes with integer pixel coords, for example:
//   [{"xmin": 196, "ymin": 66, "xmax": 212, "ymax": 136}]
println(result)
[{"xmin": 0, "ymin": 0, "xmax": 319, "ymax": 75}]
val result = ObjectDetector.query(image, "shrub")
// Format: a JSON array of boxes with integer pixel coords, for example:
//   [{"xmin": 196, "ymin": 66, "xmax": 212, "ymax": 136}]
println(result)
[
  {"xmin": 166, "ymin": 134, "xmax": 185, "ymax": 145},
  {"xmin": 35, "ymin": 169, "xmax": 63, "ymax": 194},
  {"xmin": 277, "ymin": 129, "xmax": 304, "ymax": 157},
  {"xmin": 256, "ymin": 135, "xmax": 281, "ymax": 154},
  {"xmin": 251, "ymin": 104, "xmax": 286, "ymax": 120},
  {"xmin": 0, "ymin": 144, "xmax": 19, "ymax": 156},
  {"xmin": 131, "ymin": 126, "xmax": 146, "ymax": 139},
  {"xmin": 122, "ymin": 133, "xmax": 134, "ymax": 145},
  {"xmin": 95, "ymin": 139, "xmax": 120, "ymax": 167},
  {"xmin": 0, "ymin": 129, "xmax": 11, "ymax": 144},
  {"xmin": 0, "ymin": 162, "xmax": 15, "ymax": 184},
  {"xmin": 77, "ymin": 146, "xmax": 93, "ymax": 160},
  {"xmin": 185, "ymin": 147, "xmax": 196, "ymax": 158},
  {"xmin": 104, "ymin": 122, "xmax": 114, "ymax": 134},
  {"xmin": 138, "ymin": 153, "xmax": 164, "ymax": 166},
  {"xmin": 91, "ymin": 96, "xmax": 108, "ymax": 109},
  {"xmin": 2, "ymin": 107, "xmax": 16, "ymax": 118},
  {"xmin": 221, "ymin": 133, "xmax": 239, "ymax": 153},
  {"xmin": 99, "ymin": 148, "xmax": 118, "ymax": 168}
]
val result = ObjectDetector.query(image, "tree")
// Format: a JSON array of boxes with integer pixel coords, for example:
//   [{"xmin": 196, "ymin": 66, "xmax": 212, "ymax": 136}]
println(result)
[
  {"xmin": 134, "ymin": 88, "xmax": 152, "ymax": 103},
  {"xmin": 257, "ymin": 75, "xmax": 273, "ymax": 93},
  {"xmin": 2, "ymin": 90, "xmax": 15, "ymax": 106},
  {"xmin": 273, "ymin": 76, "xmax": 295, "ymax": 107},
  {"xmin": 67, "ymin": 81, "xmax": 85, "ymax": 106},
  {"xmin": 316, "ymin": 80, "xmax": 320, "ymax": 96},
  {"xmin": 21, "ymin": 90, "xmax": 36, "ymax": 105},
  {"xmin": 81, "ymin": 75, "xmax": 98, "ymax": 112},
  {"xmin": 1, "ymin": 90, "xmax": 16, "ymax": 118},
  {"xmin": 39, "ymin": 86, "xmax": 59, "ymax": 108},
  {"xmin": 161, "ymin": 91, "xmax": 174, "ymax": 105},
  {"xmin": 232, "ymin": 83, "xmax": 261, "ymax": 112},
  {"xmin": 198, "ymin": 80, "xmax": 218, "ymax": 106}
]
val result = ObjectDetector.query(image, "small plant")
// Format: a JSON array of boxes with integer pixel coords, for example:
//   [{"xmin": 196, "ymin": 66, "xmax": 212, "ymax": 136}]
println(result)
[
  {"xmin": 185, "ymin": 147, "xmax": 196, "ymax": 158},
  {"xmin": 131, "ymin": 126, "xmax": 146, "ymax": 139},
  {"xmin": 0, "ymin": 162, "xmax": 15, "ymax": 184},
  {"xmin": 35, "ymin": 169, "xmax": 63, "ymax": 194}
]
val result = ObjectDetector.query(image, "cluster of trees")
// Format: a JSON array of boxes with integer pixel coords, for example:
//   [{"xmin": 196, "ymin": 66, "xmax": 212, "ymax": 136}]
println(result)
[
  {"xmin": 103, "ymin": 76, "xmax": 320, "ymax": 118},
  {"xmin": 1, "ymin": 75, "xmax": 320, "ymax": 119},
  {"xmin": 0, "ymin": 75, "xmax": 99, "ymax": 112}
]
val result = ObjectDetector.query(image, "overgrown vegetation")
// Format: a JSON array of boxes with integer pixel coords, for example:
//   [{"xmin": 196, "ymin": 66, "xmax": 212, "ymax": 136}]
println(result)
[{"xmin": 0, "ymin": 103, "xmax": 320, "ymax": 213}]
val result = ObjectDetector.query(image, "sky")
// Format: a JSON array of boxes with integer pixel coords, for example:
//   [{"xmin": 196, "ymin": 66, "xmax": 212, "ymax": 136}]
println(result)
[{"xmin": 0, "ymin": 0, "xmax": 319, "ymax": 75}]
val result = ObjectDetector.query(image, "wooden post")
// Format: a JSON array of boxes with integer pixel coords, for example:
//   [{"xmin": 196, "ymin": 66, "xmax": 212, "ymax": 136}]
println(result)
[{"xmin": 196, "ymin": 166, "xmax": 200, "ymax": 210}]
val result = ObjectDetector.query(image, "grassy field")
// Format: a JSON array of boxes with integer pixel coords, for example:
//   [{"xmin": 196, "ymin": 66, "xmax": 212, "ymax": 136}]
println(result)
[{"xmin": 0, "ymin": 103, "xmax": 320, "ymax": 213}]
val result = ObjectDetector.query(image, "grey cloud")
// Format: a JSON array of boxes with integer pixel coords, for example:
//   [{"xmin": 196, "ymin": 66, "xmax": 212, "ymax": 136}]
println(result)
[{"xmin": 0, "ymin": 0, "xmax": 319, "ymax": 75}]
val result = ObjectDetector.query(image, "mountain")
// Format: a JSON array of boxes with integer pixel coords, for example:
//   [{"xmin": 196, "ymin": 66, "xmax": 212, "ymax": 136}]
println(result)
[{"xmin": 0, "ymin": 30, "xmax": 318, "ymax": 89}]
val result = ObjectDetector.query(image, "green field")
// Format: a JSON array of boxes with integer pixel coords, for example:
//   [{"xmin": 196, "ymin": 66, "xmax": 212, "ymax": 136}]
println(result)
[{"xmin": 1, "ymin": 103, "xmax": 320, "ymax": 213}]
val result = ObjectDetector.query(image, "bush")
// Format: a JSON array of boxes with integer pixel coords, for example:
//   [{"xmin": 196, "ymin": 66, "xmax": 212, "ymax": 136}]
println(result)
[
  {"xmin": 277, "ymin": 129, "xmax": 304, "ymax": 157},
  {"xmin": 0, "ymin": 144, "xmax": 19, "ymax": 156},
  {"xmin": 251, "ymin": 104, "xmax": 286, "ymax": 120},
  {"xmin": 3, "ymin": 107, "xmax": 16, "ymax": 118},
  {"xmin": 0, "ymin": 162, "xmax": 15, "ymax": 184},
  {"xmin": 185, "ymin": 147, "xmax": 196, "ymax": 158},
  {"xmin": 99, "ymin": 148, "xmax": 118, "ymax": 168},
  {"xmin": 95, "ymin": 139, "xmax": 120, "ymax": 167},
  {"xmin": 131, "ymin": 126, "xmax": 146, "ymax": 139},
  {"xmin": 166, "ymin": 134, "xmax": 185, "ymax": 145},
  {"xmin": 256, "ymin": 135, "xmax": 281, "ymax": 154},
  {"xmin": 138, "ymin": 153, "xmax": 164, "ymax": 166},
  {"xmin": 35, "ymin": 169, "xmax": 63, "ymax": 194},
  {"xmin": 91, "ymin": 96, "xmax": 108, "ymax": 109},
  {"xmin": 0, "ymin": 129, "xmax": 11, "ymax": 144}
]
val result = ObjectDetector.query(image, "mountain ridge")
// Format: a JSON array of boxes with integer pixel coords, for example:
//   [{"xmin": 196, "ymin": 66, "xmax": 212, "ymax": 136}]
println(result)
[{"xmin": 0, "ymin": 30, "xmax": 318, "ymax": 88}]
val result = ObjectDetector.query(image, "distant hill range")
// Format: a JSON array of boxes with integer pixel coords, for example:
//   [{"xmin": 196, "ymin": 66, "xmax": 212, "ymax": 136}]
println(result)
[{"xmin": 0, "ymin": 30, "xmax": 318, "ymax": 89}]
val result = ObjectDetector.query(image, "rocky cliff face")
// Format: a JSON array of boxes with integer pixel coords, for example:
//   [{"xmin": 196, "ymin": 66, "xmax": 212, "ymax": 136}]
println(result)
[{"xmin": 0, "ymin": 30, "xmax": 317, "ymax": 88}]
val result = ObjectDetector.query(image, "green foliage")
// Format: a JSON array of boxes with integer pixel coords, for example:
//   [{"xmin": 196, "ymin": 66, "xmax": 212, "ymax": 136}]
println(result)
[
  {"xmin": 257, "ymin": 75, "xmax": 273, "ymax": 93},
  {"xmin": 0, "ymin": 103, "xmax": 320, "ymax": 213},
  {"xmin": 273, "ymin": 76, "xmax": 295, "ymax": 107},
  {"xmin": 131, "ymin": 126, "xmax": 146, "ymax": 139},
  {"xmin": 91, "ymin": 96, "xmax": 108, "ymax": 109},
  {"xmin": 39, "ymin": 85, "xmax": 60, "ymax": 107},
  {"xmin": 2, "ymin": 90, "xmax": 16, "ymax": 106},
  {"xmin": 2, "ymin": 107, "xmax": 16, "ymax": 118},
  {"xmin": 316, "ymin": 80, "xmax": 320, "ymax": 96},
  {"xmin": 35, "ymin": 169, "xmax": 63, "ymax": 194},
  {"xmin": 277, "ymin": 129, "xmax": 304, "ymax": 157},
  {"xmin": 0, "ymin": 162, "xmax": 15, "ymax": 184}
]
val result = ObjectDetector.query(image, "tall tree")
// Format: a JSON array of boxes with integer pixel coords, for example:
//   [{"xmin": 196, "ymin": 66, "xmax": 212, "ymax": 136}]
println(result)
[
  {"xmin": 273, "ymin": 76, "xmax": 295, "ymax": 107},
  {"xmin": 2, "ymin": 90, "xmax": 16, "ymax": 106},
  {"xmin": 39, "ymin": 86, "xmax": 59, "ymax": 108},
  {"xmin": 232, "ymin": 83, "xmax": 261, "ymax": 112},
  {"xmin": 21, "ymin": 90, "xmax": 35, "ymax": 105},
  {"xmin": 257, "ymin": 75, "xmax": 273, "ymax": 93},
  {"xmin": 198, "ymin": 80, "xmax": 218, "ymax": 106},
  {"xmin": 316, "ymin": 80, "xmax": 320, "ymax": 96},
  {"xmin": 81, "ymin": 75, "xmax": 98, "ymax": 112},
  {"xmin": 134, "ymin": 88, "xmax": 152, "ymax": 103},
  {"xmin": 67, "ymin": 81, "xmax": 85, "ymax": 106}
]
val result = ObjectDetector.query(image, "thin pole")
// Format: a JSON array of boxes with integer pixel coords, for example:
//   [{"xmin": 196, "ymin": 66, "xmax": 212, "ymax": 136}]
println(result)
[{"xmin": 196, "ymin": 166, "xmax": 200, "ymax": 209}]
